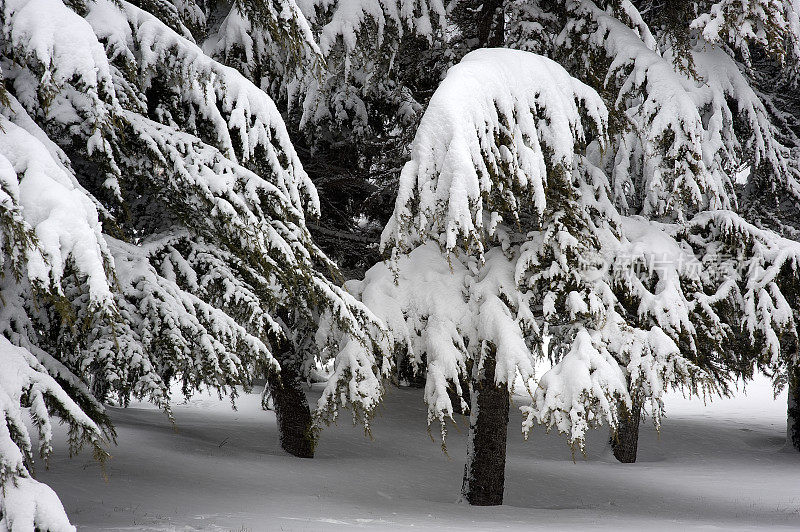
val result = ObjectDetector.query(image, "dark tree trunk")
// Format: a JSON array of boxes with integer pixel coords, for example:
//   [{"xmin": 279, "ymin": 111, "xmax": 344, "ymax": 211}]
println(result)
[
  {"xmin": 476, "ymin": 0, "xmax": 505, "ymax": 48},
  {"xmin": 450, "ymin": 0, "xmax": 505, "ymax": 50},
  {"xmin": 447, "ymin": 368, "xmax": 471, "ymax": 416},
  {"xmin": 788, "ymin": 362, "xmax": 800, "ymax": 452},
  {"xmin": 461, "ymin": 349, "xmax": 509, "ymax": 506},
  {"xmin": 397, "ymin": 354, "xmax": 426, "ymax": 388},
  {"xmin": 611, "ymin": 399, "xmax": 642, "ymax": 463},
  {"xmin": 266, "ymin": 361, "xmax": 315, "ymax": 458}
]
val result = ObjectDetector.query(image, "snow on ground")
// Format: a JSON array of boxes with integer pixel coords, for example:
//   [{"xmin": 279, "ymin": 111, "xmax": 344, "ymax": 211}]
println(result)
[{"xmin": 35, "ymin": 375, "xmax": 798, "ymax": 531}]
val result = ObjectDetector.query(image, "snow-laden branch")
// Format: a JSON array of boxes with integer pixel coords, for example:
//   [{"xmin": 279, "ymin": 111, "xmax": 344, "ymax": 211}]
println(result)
[{"xmin": 382, "ymin": 48, "xmax": 607, "ymax": 257}]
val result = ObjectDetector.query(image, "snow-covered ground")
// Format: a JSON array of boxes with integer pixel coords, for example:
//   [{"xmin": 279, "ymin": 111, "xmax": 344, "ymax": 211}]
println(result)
[{"xmin": 37, "ymin": 375, "xmax": 798, "ymax": 531}]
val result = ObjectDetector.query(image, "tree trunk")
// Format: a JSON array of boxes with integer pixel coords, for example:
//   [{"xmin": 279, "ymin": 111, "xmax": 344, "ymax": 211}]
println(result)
[
  {"xmin": 447, "ymin": 367, "xmax": 471, "ymax": 416},
  {"xmin": 266, "ymin": 362, "xmax": 315, "ymax": 458},
  {"xmin": 611, "ymin": 399, "xmax": 642, "ymax": 463},
  {"xmin": 451, "ymin": 0, "xmax": 505, "ymax": 50},
  {"xmin": 461, "ymin": 349, "xmax": 509, "ymax": 506},
  {"xmin": 788, "ymin": 363, "xmax": 800, "ymax": 452},
  {"xmin": 476, "ymin": 0, "xmax": 505, "ymax": 48}
]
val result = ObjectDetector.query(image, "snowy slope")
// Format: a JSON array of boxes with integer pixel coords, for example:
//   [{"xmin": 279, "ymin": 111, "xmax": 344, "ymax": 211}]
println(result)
[{"xmin": 35, "ymin": 375, "xmax": 798, "ymax": 531}]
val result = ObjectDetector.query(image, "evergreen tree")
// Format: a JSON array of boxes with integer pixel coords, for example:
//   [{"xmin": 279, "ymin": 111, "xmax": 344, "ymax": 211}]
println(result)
[
  {"xmin": 350, "ymin": 48, "xmax": 635, "ymax": 504},
  {"xmin": 506, "ymin": 0, "xmax": 800, "ymax": 456},
  {"xmin": 344, "ymin": 42, "xmax": 800, "ymax": 504},
  {"xmin": 0, "ymin": 0, "xmax": 389, "ymax": 526}
]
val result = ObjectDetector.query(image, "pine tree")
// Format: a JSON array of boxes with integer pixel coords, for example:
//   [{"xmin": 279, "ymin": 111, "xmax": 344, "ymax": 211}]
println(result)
[
  {"xmin": 0, "ymin": 0, "xmax": 390, "ymax": 526},
  {"xmin": 720, "ymin": 1, "xmax": 800, "ymax": 450},
  {"xmin": 354, "ymin": 48, "xmax": 628, "ymax": 504},
  {"xmin": 343, "ymin": 36, "xmax": 800, "ymax": 503},
  {"xmin": 506, "ymin": 0, "xmax": 800, "ymax": 457}
]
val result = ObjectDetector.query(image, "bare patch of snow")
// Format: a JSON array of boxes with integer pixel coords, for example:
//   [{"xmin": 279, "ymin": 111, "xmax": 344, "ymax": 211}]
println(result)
[{"xmin": 34, "ymin": 375, "xmax": 799, "ymax": 530}]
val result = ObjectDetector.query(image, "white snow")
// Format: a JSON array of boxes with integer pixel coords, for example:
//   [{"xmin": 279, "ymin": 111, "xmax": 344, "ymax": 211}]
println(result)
[
  {"xmin": 0, "ymin": 98, "xmax": 114, "ymax": 306},
  {"xmin": 0, "ymin": 337, "xmax": 101, "ymax": 532},
  {"xmin": 33, "ymin": 375, "xmax": 799, "ymax": 530}
]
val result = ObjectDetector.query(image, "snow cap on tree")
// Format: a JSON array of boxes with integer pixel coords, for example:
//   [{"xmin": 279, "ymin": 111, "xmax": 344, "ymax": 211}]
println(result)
[{"xmin": 382, "ymin": 48, "xmax": 608, "ymax": 256}]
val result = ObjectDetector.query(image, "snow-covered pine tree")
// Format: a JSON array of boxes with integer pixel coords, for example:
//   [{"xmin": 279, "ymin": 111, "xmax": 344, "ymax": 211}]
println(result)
[
  {"xmin": 506, "ymin": 0, "xmax": 800, "ymax": 457},
  {"xmin": 344, "ymin": 41, "xmax": 800, "ymax": 503},
  {"xmin": 373, "ymin": 45, "xmax": 720, "ymax": 497},
  {"xmin": 230, "ymin": 0, "xmax": 448, "ymax": 275},
  {"xmin": 704, "ymin": 0, "xmax": 800, "ymax": 450},
  {"xmin": 0, "ymin": 0, "xmax": 390, "ymax": 525},
  {"xmin": 358, "ymin": 47, "xmax": 659, "ymax": 505}
]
